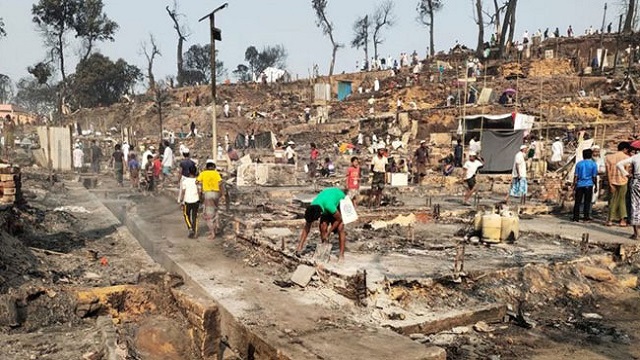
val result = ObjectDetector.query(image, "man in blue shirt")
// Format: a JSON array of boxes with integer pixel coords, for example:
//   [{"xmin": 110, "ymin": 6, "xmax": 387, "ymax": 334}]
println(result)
[{"xmin": 573, "ymin": 148, "xmax": 599, "ymax": 222}]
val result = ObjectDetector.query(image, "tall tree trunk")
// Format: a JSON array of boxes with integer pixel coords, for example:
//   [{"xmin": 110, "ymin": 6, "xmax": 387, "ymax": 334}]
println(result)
[
  {"xmin": 507, "ymin": 1, "xmax": 517, "ymax": 44},
  {"xmin": 148, "ymin": 65, "xmax": 155, "ymax": 91},
  {"xmin": 364, "ymin": 41, "xmax": 369, "ymax": 68},
  {"xmin": 624, "ymin": 0, "xmax": 636, "ymax": 33},
  {"xmin": 493, "ymin": 0, "xmax": 501, "ymax": 43},
  {"xmin": 374, "ymin": 42, "xmax": 378, "ymax": 61},
  {"xmin": 177, "ymin": 38, "xmax": 184, "ymax": 86},
  {"xmin": 498, "ymin": 0, "xmax": 516, "ymax": 56},
  {"xmin": 429, "ymin": 9, "xmax": 435, "ymax": 56},
  {"xmin": 58, "ymin": 34, "xmax": 66, "ymax": 82},
  {"xmin": 475, "ymin": 0, "xmax": 485, "ymax": 57},
  {"xmin": 329, "ymin": 43, "xmax": 337, "ymax": 76}
]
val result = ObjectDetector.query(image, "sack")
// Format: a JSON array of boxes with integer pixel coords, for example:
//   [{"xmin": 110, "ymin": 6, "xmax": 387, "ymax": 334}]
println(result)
[{"xmin": 340, "ymin": 197, "xmax": 358, "ymax": 225}]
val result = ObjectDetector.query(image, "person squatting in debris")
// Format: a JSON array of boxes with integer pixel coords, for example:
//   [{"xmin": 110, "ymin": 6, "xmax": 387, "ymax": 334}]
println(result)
[
  {"xmin": 462, "ymin": 151, "xmax": 484, "ymax": 206},
  {"xmin": 296, "ymin": 187, "xmax": 347, "ymax": 261},
  {"xmin": 110, "ymin": 143, "xmax": 125, "ymax": 186},
  {"xmin": 573, "ymin": 148, "xmax": 598, "ymax": 222},
  {"xmin": 616, "ymin": 146, "xmax": 640, "ymax": 239},
  {"xmin": 179, "ymin": 165, "xmax": 201, "ymax": 238},
  {"xmin": 197, "ymin": 160, "xmax": 223, "ymax": 240}
]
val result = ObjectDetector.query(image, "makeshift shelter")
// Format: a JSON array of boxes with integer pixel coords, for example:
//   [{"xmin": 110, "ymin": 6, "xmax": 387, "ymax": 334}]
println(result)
[
  {"xmin": 480, "ymin": 130, "xmax": 525, "ymax": 172},
  {"xmin": 459, "ymin": 113, "xmax": 532, "ymax": 173}
]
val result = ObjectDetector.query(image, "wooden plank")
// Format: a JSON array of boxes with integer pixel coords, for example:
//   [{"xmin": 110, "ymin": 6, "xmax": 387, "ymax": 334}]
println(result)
[{"xmin": 386, "ymin": 303, "xmax": 507, "ymax": 336}]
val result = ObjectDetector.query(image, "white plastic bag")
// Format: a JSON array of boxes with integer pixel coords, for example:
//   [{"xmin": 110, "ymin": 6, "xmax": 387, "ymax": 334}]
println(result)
[{"xmin": 340, "ymin": 197, "xmax": 358, "ymax": 225}]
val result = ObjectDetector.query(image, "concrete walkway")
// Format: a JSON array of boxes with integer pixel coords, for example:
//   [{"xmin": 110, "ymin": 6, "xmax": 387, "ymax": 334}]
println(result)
[
  {"xmin": 520, "ymin": 215, "xmax": 638, "ymax": 246},
  {"xmin": 97, "ymin": 186, "xmax": 445, "ymax": 360}
]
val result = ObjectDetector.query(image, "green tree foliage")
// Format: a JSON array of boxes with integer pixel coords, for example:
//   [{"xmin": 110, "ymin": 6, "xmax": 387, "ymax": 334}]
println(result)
[
  {"xmin": 32, "ymin": 0, "xmax": 118, "ymax": 80},
  {"xmin": 243, "ymin": 45, "xmax": 287, "ymax": 77},
  {"xmin": 32, "ymin": 0, "xmax": 80, "ymax": 82},
  {"xmin": 28, "ymin": 62, "xmax": 54, "ymax": 85},
  {"xmin": 74, "ymin": 0, "xmax": 118, "ymax": 61},
  {"xmin": 71, "ymin": 53, "xmax": 142, "ymax": 108},
  {"xmin": 14, "ymin": 77, "xmax": 57, "ymax": 115},
  {"xmin": 232, "ymin": 64, "xmax": 251, "ymax": 83},
  {"xmin": 182, "ymin": 44, "xmax": 226, "ymax": 85}
]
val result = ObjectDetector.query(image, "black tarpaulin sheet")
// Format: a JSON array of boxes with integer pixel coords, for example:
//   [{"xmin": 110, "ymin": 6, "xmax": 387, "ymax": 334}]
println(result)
[{"xmin": 480, "ymin": 130, "xmax": 524, "ymax": 173}]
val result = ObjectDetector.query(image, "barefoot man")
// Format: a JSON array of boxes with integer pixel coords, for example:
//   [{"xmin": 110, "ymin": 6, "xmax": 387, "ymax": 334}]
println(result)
[{"xmin": 296, "ymin": 187, "xmax": 347, "ymax": 260}]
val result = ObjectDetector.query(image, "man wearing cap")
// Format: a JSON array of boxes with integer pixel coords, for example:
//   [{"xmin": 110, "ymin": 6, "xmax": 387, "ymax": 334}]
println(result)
[
  {"xmin": 73, "ymin": 143, "xmax": 84, "ymax": 174},
  {"xmin": 550, "ymin": 136, "xmax": 564, "ymax": 170},
  {"xmin": 371, "ymin": 144, "xmax": 388, "ymax": 207},
  {"xmin": 196, "ymin": 160, "xmax": 223, "ymax": 239},
  {"xmin": 285, "ymin": 141, "xmax": 297, "ymax": 165},
  {"xmin": 507, "ymin": 145, "xmax": 529, "ymax": 202},
  {"xmin": 141, "ymin": 145, "xmax": 154, "ymax": 170},
  {"xmin": 296, "ymin": 187, "xmax": 347, "ymax": 260},
  {"xmin": 462, "ymin": 151, "xmax": 483, "ymax": 205},
  {"xmin": 414, "ymin": 140, "xmax": 429, "ymax": 184},
  {"xmin": 179, "ymin": 149, "xmax": 196, "ymax": 185}
]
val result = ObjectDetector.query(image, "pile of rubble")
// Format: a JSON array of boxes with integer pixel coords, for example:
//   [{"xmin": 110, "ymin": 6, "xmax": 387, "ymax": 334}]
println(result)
[
  {"xmin": 528, "ymin": 58, "xmax": 575, "ymax": 77},
  {"xmin": 0, "ymin": 164, "xmax": 21, "ymax": 205}
]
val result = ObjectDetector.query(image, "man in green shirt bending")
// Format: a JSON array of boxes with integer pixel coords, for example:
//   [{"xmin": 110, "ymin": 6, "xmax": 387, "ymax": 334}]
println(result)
[{"xmin": 296, "ymin": 187, "xmax": 347, "ymax": 260}]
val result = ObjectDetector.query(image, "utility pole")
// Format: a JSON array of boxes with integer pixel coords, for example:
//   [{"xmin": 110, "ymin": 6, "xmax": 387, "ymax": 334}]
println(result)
[
  {"xmin": 199, "ymin": 3, "xmax": 228, "ymax": 160},
  {"xmin": 599, "ymin": 3, "xmax": 608, "ymax": 72}
]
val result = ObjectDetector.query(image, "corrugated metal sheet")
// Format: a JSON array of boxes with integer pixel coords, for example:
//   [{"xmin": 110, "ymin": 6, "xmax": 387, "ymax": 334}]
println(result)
[
  {"xmin": 37, "ymin": 126, "xmax": 72, "ymax": 171},
  {"xmin": 314, "ymin": 83, "xmax": 331, "ymax": 102}
]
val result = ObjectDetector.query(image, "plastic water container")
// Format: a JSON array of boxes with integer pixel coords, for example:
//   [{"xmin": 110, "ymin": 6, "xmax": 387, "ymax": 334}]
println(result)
[
  {"xmin": 500, "ymin": 211, "xmax": 520, "ymax": 241},
  {"xmin": 473, "ymin": 212, "xmax": 483, "ymax": 232},
  {"xmin": 482, "ymin": 213, "xmax": 502, "ymax": 243}
]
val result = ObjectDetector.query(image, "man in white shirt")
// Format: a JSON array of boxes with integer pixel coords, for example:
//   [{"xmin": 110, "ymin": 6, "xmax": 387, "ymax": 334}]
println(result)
[
  {"xmin": 73, "ymin": 144, "xmax": 84, "ymax": 174},
  {"xmin": 469, "ymin": 136, "xmax": 481, "ymax": 156},
  {"xmin": 285, "ymin": 141, "xmax": 297, "ymax": 165},
  {"xmin": 122, "ymin": 141, "xmax": 130, "ymax": 164},
  {"xmin": 550, "ymin": 137, "xmax": 564, "ymax": 169},
  {"xmin": 507, "ymin": 145, "xmax": 528, "ymax": 202},
  {"xmin": 223, "ymin": 101, "xmax": 230, "ymax": 118},
  {"xmin": 370, "ymin": 144, "xmax": 388, "ymax": 207},
  {"xmin": 162, "ymin": 141, "xmax": 174, "ymax": 181},
  {"xmin": 141, "ymin": 146, "xmax": 154, "ymax": 170},
  {"xmin": 462, "ymin": 151, "xmax": 483, "ymax": 205}
]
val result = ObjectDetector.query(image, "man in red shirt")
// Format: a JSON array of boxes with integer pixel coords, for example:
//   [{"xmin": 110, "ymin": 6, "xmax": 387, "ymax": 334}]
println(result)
[
  {"xmin": 152, "ymin": 155, "xmax": 163, "ymax": 185},
  {"xmin": 309, "ymin": 142, "xmax": 320, "ymax": 178},
  {"xmin": 346, "ymin": 157, "xmax": 361, "ymax": 208}
]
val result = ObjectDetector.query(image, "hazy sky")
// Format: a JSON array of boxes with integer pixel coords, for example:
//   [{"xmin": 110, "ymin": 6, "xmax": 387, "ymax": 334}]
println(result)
[{"xmin": 0, "ymin": 0, "xmax": 616, "ymax": 86}]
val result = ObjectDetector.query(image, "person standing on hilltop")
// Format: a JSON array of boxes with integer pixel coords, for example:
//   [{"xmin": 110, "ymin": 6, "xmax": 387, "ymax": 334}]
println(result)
[{"xmin": 223, "ymin": 101, "xmax": 230, "ymax": 118}]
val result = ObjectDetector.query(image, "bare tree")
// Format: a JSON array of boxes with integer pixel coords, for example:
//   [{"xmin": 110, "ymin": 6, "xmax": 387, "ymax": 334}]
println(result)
[
  {"xmin": 166, "ymin": 2, "xmax": 189, "ymax": 86},
  {"xmin": 351, "ymin": 15, "xmax": 371, "ymax": 68},
  {"xmin": 152, "ymin": 81, "xmax": 170, "ymax": 146},
  {"xmin": 141, "ymin": 34, "xmax": 161, "ymax": 91},
  {"xmin": 0, "ymin": 17, "xmax": 6, "ymax": 38},
  {"xmin": 372, "ymin": 1, "xmax": 395, "ymax": 60},
  {"xmin": 417, "ymin": 0, "xmax": 444, "ymax": 57},
  {"xmin": 624, "ymin": 0, "xmax": 637, "ymax": 32},
  {"xmin": 497, "ymin": 0, "xmax": 517, "ymax": 56},
  {"xmin": 472, "ymin": 0, "xmax": 485, "ymax": 57},
  {"xmin": 312, "ymin": 0, "xmax": 342, "ymax": 76}
]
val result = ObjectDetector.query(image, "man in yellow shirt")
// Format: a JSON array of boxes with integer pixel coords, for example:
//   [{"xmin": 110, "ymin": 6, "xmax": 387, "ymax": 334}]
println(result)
[{"xmin": 196, "ymin": 160, "xmax": 223, "ymax": 239}]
